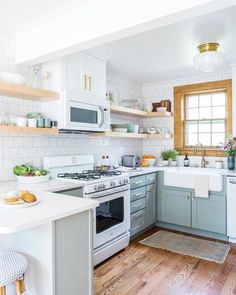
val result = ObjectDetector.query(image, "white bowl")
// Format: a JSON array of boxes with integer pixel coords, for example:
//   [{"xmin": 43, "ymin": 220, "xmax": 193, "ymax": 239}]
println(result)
[
  {"xmin": 16, "ymin": 175, "xmax": 49, "ymax": 184},
  {"xmin": 156, "ymin": 107, "xmax": 167, "ymax": 112},
  {"xmin": 146, "ymin": 159, "xmax": 156, "ymax": 166},
  {"xmin": 0, "ymin": 72, "xmax": 26, "ymax": 85}
]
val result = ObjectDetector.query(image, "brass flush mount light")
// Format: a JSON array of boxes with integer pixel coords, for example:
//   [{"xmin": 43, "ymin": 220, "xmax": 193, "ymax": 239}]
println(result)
[{"xmin": 194, "ymin": 42, "xmax": 225, "ymax": 72}]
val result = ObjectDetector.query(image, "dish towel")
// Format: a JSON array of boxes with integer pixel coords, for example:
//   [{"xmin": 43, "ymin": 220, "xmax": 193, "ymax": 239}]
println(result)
[{"xmin": 194, "ymin": 174, "xmax": 209, "ymax": 198}]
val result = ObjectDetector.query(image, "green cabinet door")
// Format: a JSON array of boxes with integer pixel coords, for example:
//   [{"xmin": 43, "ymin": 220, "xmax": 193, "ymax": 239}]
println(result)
[
  {"xmin": 145, "ymin": 183, "xmax": 157, "ymax": 227},
  {"xmin": 159, "ymin": 188, "xmax": 191, "ymax": 227},
  {"xmin": 192, "ymin": 193, "xmax": 226, "ymax": 234}
]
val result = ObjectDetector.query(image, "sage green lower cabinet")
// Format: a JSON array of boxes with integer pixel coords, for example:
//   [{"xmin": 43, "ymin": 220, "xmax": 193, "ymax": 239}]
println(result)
[
  {"xmin": 146, "ymin": 184, "xmax": 157, "ymax": 226},
  {"xmin": 192, "ymin": 193, "xmax": 226, "ymax": 234},
  {"xmin": 157, "ymin": 172, "xmax": 227, "ymax": 237},
  {"xmin": 131, "ymin": 209, "xmax": 146, "ymax": 236},
  {"xmin": 130, "ymin": 173, "xmax": 157, "ymax": 237},
  {"xmin": 160, "ymin": 189, "xmax": 191, "ymax": 227}
]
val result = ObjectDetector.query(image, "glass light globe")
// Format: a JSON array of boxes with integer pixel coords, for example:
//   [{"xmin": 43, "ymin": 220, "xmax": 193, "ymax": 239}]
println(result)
[{"xmin": 194, "ymin": 51, "xmax": 225, "ymax": 72}]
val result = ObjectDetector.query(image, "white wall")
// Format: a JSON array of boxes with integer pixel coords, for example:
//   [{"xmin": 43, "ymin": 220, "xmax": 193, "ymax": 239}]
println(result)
[
  {"xmin": 0, "ymin": 32, "xmax": 234, "ymax": 180},
  {"xmin": 0, "ymin": 42, "xmax": 143, "ymax": 181},
  {"xmin": 142, "ymin": 70, "xmax": 231, "ymax": 166}
]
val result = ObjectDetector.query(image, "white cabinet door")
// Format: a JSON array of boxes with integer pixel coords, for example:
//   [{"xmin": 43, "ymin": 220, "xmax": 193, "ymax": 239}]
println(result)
[
  {"xmin": 65, "ymin": 52, "xmax": 89, "ymax": 98},
  {"xmin": 85, "ymin": 54, "xmax": 106, "ymax": 103}
]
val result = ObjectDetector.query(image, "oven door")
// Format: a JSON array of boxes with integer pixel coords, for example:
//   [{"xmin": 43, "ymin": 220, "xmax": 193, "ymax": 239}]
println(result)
[
  {"xmin": 65, "ymin": 100, "xmax": 110, "ymax": 131},
  {"xmin": 91, "ymin": 187, "xmax": 130, "ymax": 249}
]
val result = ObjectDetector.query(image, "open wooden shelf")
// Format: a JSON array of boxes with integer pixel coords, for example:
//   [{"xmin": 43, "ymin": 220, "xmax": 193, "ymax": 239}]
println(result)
[
  {"xmin": 110, "ymin": 104, "xmax": 172, "ymax": 118},
  {"xmin": 89, "ymin": 131, "xmax": 172, "ymax": 139},
  {"xmin": 147, "ymin": 133, "xmax": 172, "ymax": 139},
  {"xmin": 0, "ymin": 81, "xmax": 59, "ymax": 101},
  {"xmin": 90, "ymin": 131, "xmax": 147, "ymax": 139},
  {"xmin": 0, "ymin": 125, "xmax": 59, "ymax": 135}
]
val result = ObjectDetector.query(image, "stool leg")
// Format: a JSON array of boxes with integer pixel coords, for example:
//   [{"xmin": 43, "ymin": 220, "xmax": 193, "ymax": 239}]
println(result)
[
  {"xmin": 15, "ymin": 279, "xmax": 26, "ymax": 295},
  {"xmin": 0, "ymin": 287, "xmax": 6, "ymax": 295}
]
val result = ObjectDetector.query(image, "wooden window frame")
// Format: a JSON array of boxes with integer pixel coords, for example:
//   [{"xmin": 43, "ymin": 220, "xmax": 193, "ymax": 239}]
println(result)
[{"xmin": 174, "ymin": 79, "xmax": 232, "ymax": 157}]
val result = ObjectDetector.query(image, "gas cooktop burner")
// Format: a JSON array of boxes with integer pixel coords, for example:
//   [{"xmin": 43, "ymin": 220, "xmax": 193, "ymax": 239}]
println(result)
[{"xmin": 57, "ymin": 169, "xmax": 121, "ymax": 181}]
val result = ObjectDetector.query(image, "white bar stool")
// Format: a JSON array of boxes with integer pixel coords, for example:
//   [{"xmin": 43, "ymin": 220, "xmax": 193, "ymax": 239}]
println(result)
[{"xmin": 0, "ymin": 251, "xmax": 28, "ymax": 295}]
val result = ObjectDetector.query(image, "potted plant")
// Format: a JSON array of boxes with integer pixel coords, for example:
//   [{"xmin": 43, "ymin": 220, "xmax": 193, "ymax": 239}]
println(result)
[
  {"xmin": 223, "ymin": 137, "xmax": 236, "ymax": 170},
  {"xmin": 160, "ymin": 150, "xmax": 171, "ymax": 166},
  {"xmin": 169, "ymin": 149, "xmax": 178, "ymax": 166}
]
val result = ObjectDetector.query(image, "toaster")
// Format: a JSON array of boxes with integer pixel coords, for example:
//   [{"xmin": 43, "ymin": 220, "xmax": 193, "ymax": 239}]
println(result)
[{"xmin": 122, "ymin": 155, "xmax": 140, "ymax": 167}]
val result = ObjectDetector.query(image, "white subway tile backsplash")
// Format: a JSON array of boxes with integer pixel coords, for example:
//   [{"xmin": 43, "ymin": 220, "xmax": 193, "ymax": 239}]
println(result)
[{"xmin": 0, "ymin": 33, "xmax": 231, "ymax": 181}]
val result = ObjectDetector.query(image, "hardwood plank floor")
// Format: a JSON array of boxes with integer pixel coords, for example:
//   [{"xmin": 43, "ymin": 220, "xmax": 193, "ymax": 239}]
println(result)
[{"xmin": 94, "ymin": 227, "xmax": 236, "ymax": 295}]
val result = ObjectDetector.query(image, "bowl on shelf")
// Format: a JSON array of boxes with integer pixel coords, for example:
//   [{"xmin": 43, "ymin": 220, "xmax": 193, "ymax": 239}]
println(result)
[
  {"xmin": 156, "ymin": 107, "xmax": 167, "ymax": 112},
  {"xmin": 0, "ymin": 72, "xmax": 26, "ymax": 85},
  {"xmin": 111, "ymin": 124, "xmax": 128, "ymax": 133}
]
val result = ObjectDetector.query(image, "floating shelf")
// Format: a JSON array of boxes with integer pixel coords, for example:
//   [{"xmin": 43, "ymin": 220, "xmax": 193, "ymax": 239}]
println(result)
[
  {"xmin": 0, "ymin": 81, "xmax": 59, "ymax": 101},
  {"xmin": 0, "ymin": 125, "xmax": 59, "ymax": 135},
  {"xmin": 110, "ymin": 104, "xmax": 172, "ymax": 118},
  {"xmin": 90, "ymin": 131, "xmax": 147, "ymax": 139},
  {"xmin": 89, "ymin": 131, "xmax": 172, "ymax": 139},
  {"xmin": 147, "ymin": 133, "xmax": 172, "ymax": 139}
]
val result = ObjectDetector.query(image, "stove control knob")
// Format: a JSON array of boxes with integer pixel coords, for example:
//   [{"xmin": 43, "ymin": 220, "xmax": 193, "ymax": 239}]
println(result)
[
  {"xmin": 102, "ymin": 184, "xmax": 106, "ymax": 189},
  {"xmin": 119, "ymin": 180, "xmax": 123, "ymax": 185},
  {"xmin": 99, "ymin": 184, "xmax": 103, "ymax": 190},
  {"xmin": 94, "ymin": 185, "xmax": 98, "ymax": 191},
  {"xmin": 110, "ymin": 181, "xmax": 116, "ymax": 187},
  {"xmin": 125, "ymin": 179, "xmax": 129, "ymax": 184}
]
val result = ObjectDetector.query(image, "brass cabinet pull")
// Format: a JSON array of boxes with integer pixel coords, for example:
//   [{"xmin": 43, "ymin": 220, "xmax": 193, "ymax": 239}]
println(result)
[
  {"xmin": 87, "ymin": 76, "xmax": 92, "ymax": 91},
  {"xmin": 83, "ymin": 75, "xmax": 87, "ymax": 90}
]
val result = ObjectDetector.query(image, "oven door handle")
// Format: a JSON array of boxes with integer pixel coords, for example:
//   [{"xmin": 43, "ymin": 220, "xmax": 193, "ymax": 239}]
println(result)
[{"xmin": 89, "ymin": 187, "xmax": 129, "ymax": 199}]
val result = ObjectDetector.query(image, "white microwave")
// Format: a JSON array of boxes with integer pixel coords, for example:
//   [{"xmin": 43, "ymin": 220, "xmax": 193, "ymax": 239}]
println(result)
[{"xmin": 62, "ymin": 100, "xmax": 110, "ymax": 132}]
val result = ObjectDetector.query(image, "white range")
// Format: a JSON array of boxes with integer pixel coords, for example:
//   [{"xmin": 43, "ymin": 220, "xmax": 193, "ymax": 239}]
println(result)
[{"xmin": 44, "ymin": 155, "xmax": 131, "ymax": 265}]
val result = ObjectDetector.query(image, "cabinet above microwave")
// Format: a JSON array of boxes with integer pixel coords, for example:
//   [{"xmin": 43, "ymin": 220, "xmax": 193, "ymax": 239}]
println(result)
[{"xmin": 41, "ymin": 52, "xmax": 107, "ymax": 105}]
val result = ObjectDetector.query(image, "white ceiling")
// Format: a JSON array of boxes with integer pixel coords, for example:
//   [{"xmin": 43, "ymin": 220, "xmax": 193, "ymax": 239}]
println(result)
[
  {"xmin": 87, "ymin": 6, "xmax": 236, "ymax": 83},
  {"xmin": 0, "ymin": 0, "xmax": 89, "ymax": 34}
]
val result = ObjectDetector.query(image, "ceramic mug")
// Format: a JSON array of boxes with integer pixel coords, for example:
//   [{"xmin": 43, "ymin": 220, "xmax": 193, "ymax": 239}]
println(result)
[
  {"xmin": 133, "ymin": 124, "xmax": 139, "ymax": 133},
  {"xmin": 127, "ymin": 123, "xmax": 134, "ymax": 133},
  {"xmin": 27, "ymin": 118, "xmax": 37, "ymax": 128},
  {"xmin": 17, "ymin": 117, "xmax": 27, "ymax": 127},
  {"xmin": 37, "ymin": 117, "xmax": 44, "ymax": 128},
  {"xmin": 44, "ymin": 118, "xmax": 51, "ymax": 128}
]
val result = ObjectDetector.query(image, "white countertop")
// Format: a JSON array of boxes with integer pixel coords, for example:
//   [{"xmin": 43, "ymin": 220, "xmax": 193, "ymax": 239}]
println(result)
[
  {"xmin": 0, "ymin": 179, "xmax": 85, "ymax": 195},
  {"xmin": 0, "ymin": 180, "xmax": 97, "ymax": 234},
  {"xmin": 118, "ymin": 166, "xmax": 236, "ymax": 177}
]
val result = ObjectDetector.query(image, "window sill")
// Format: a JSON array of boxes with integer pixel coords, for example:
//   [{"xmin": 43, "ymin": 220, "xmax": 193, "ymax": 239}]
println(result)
[{"xmin": 176, "ymin": 148, "xmax": 226, "ymax": 157}]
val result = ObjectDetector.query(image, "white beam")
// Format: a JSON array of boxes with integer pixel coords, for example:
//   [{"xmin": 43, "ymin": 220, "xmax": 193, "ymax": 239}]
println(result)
[{"xmin": 15, "ymin": 0, "xmax": 236, "ymax": 65}]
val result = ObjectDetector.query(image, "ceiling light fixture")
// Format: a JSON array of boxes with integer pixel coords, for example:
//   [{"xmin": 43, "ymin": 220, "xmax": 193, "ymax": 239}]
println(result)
[{"xmin": 194, "ymin": 43, "xmax": 225, "ymax": 72}]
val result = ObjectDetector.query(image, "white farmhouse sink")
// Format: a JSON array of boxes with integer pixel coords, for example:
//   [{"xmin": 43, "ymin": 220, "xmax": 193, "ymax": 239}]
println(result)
[{"xmin": 164, "ymin": 167, "xmax": 223, "ymax": 192}]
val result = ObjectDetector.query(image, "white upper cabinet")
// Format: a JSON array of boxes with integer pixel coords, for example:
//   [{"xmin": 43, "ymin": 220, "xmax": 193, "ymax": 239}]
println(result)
[
  {"xmin": 64, "ymin": 52, "xmax": 106, "ymax": 103},
  {"xmin": 41, "ymin": 52, "xmax": 107, "ymax": 104}
]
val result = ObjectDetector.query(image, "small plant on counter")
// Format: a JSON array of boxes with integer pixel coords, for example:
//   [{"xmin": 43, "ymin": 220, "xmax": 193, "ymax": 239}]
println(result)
[
  {"xmin": 160, "ymin": 150, "xmax": 171, "ymax": 161},
  {"xmin": 168, "ymin": 149, "xmax": 178, "ymax": 167},
  {"xmin": 169, "ymin": 149, "xmax": 178, "ymax": 161},
  {"xmin": 160, "ymin": 150, "xmax": 171, "ymax": 166}
]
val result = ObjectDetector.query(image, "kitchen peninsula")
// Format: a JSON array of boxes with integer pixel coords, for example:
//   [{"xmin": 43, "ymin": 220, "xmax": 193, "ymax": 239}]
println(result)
[{"xmin": 0, "ymin": 181, "xmax": 98, "ymax": 295}]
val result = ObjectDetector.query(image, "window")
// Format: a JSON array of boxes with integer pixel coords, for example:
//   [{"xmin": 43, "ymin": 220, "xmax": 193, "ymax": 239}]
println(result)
[
  {"xmin": 174, "ymin": 80, "xmax": 232, "ymax": 157},
  {"xmin": 185, "ymin": 91, "xmax": 226, "ymax": 147}
]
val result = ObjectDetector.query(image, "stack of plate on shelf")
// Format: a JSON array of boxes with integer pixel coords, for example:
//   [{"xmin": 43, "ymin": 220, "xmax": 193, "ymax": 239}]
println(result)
[{"xmin": 111, "ymin": 124, "xmax": 128, "ymax": 132}]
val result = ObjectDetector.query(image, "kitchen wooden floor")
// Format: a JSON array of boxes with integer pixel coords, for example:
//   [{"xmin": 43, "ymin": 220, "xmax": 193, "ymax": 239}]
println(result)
[{"xmin": 94, "ymin": 227, "xmax": 236, "ymax": 295}]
